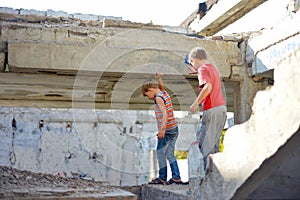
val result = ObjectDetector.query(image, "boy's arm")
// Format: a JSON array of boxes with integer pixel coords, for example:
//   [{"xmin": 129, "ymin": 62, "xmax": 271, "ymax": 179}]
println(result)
[
  {"xmin": 190, "ymin": 82, "xmax": 212, "ymax": 113},
  {"xmin": 155, "ymin": 97, "xmax": 167, "ymax": 139},
  {"xmin": 155, "ymin": 72, "xmax": 165, "ymax": 91}
]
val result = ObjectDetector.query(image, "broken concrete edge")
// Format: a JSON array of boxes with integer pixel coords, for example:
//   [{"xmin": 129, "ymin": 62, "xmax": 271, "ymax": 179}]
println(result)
[
  {"xmin": 102, "ymin": 18, "xmax": 161, "ymax": 29},
  {"xmin": 0, "ymin": 6, "xmax": 257, "ymax": 41},
  {"xmin": 0, "ymin": 6, "xmax": 121, "ymax": 22},
  {"xmin": 0, "ymin": 7, "xmax": 184, "ymax": 33}
]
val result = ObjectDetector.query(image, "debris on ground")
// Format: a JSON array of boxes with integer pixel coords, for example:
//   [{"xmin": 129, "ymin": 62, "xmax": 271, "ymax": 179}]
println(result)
[{"xmin": 0, "ymin": 166, "xmax": 137, "ymax": 199}]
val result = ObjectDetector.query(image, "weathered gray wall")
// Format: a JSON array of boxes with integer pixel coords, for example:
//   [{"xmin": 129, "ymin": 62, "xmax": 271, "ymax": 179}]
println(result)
[{"xmin": 0, "ymin": 107, "xmax": 199, "ymax": 186}]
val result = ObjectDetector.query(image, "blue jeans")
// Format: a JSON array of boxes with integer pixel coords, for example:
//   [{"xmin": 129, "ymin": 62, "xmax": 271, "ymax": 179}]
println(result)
[{"xmin": 156, "ymin": 126, "xmax": 181, "ymax": 181}]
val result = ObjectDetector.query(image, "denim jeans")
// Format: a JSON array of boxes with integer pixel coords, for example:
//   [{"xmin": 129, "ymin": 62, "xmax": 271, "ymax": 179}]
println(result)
[{"xmin": 156, "ymin": 126, "xmax": 181, "ymax": 181}]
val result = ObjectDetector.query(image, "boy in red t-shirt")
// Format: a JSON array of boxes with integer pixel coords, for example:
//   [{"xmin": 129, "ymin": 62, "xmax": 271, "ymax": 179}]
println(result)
[{"xmin": 186, "ymin": 47, "xmax": 227, "ymax": 173}]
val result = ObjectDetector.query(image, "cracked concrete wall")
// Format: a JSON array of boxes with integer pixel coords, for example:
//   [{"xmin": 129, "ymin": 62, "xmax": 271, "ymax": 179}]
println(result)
[{"xmin": 0, "ymin": 107, "xmax": 199, "ymax": 186}]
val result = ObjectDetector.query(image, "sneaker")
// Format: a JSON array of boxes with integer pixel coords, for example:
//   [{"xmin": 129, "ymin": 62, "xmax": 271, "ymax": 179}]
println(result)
[
  {"xmin": 148, "ymin": 178, "xmax": 168, "ymax": 185},
  {"xmin": 167, "ymin": 178, "xmax": 188, "ymax": 185}
]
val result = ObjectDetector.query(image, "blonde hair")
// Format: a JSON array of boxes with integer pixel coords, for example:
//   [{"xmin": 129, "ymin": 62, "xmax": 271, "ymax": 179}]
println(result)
[
  {"xmin": 189, "ymin": 47, "xmax": 207, "ymax": 60},
  {"xmin": 141, "ymin": 80, "xmax": 158, "ymax": 96}
]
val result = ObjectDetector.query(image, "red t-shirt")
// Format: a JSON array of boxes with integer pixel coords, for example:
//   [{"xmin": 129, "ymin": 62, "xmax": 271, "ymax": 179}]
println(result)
[{"xmin": 198, "ymin": 64, "xmax": 225, "ymax": 110}]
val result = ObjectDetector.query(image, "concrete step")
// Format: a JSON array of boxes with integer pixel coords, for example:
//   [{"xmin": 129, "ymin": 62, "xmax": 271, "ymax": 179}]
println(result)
[{"xmin": 141, "ymin": 184, "xmax": 191, "ymax": 200}]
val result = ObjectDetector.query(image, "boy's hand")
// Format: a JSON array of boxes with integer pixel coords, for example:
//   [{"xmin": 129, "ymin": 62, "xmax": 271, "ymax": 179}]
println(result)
[
  {"xmin": 155, "ymin": 72, "xmax": 165, "ymax": 91},
  {"xmin": 157, "ymin": 130, "xmax": 165, "ymax": 139},
  {"xmin": 155, "ymin": 72, "xmax": 163, "ymax": 79},
  {"xmin": 189, "ymin": 103, "xmax": 198, "ymax": 113}
]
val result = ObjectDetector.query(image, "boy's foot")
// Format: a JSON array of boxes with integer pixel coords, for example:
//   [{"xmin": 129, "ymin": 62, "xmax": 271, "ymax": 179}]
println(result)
[
  {"xmin": 167, "ymin": 178, "xmax": 189, "ymax": 185},
  {"xmin": 148, "ymin": 178, "xmax": 168, "ymax": 185}
]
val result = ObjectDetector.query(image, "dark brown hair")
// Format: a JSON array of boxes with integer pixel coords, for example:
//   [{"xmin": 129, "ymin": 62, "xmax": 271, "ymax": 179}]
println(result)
[{"xmin": 141, "ymin": 80, "xmax": 158, "ymax": 96}]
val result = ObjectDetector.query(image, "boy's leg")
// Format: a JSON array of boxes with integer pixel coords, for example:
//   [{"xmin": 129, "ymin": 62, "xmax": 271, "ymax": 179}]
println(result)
[
  {"xmin": 156, "ymin": 136, "xmax": 168, "ymax": 181},
  {"xmin": 165, "ymin": 127, "xmax": 181, "ymax": 179},
  {"xmin": 201, "ymin": 106, "xmax": 227, "ymax": 171},
  {"xmin": 198, "ymin": 115, "xmax": 207, "ymax": 172}
]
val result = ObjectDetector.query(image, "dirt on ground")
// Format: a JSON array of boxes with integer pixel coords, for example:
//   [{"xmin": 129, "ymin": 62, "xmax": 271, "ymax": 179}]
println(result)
[{"xmin": 0, "ymin": 166, "xmax": 136, "ymax": 199}]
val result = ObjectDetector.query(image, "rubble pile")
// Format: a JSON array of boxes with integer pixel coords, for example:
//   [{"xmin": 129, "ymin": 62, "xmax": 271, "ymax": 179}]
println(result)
[{"xmin": 0, "ymin": 166, "xmax": 136, "ymax": 199}]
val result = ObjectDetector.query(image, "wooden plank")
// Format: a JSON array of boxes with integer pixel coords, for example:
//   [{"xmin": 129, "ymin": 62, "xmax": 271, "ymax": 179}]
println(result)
[{"xmin": 193, "ymin": 0, "xmax": 267, "ymax": 36}]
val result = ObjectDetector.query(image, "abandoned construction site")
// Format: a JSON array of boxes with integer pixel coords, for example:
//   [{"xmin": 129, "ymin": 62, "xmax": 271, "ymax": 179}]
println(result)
[{"xmin": 0, "ymin": 0, "xmax": 300, "ymax": 199}]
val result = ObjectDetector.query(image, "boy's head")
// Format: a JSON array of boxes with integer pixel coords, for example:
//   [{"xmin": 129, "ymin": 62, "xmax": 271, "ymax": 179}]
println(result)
[
  {"xmin": 186, "ymin": 47, "xmax": 208, "ymax": 73},
  {"xmin": 142, "ymin": 80, "xmax": 159, "ymax": 100},
  {"xmin": 189, "ymin": 47, "xmax": 207, "ymax": 61}
]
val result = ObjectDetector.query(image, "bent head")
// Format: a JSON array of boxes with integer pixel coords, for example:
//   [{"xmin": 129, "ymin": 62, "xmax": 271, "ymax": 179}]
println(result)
[{"xmin": 142, "ymin": 80, "xmax": 158, "ymax": 100}]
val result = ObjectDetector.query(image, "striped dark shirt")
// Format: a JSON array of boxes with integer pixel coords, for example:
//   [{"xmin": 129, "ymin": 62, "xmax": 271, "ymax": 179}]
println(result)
[{"xmin": 154, "ymin": 91, "xmax": 177, "ymax": 130}]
